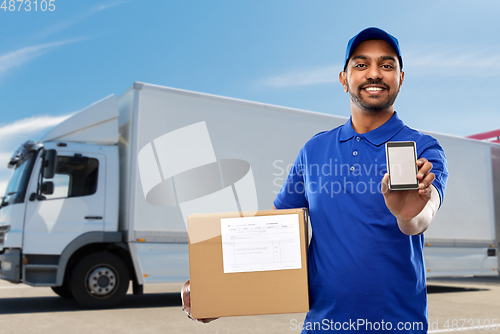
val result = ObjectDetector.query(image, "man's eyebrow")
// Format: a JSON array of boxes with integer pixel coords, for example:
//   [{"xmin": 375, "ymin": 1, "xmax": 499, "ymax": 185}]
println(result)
[
  {"xmin": 351, "ymin": 55, "xmax": 367, "ymax": 61},
  {"xmin": 380, "ymin": 56, "xmax": 396, "ymax": 62}
]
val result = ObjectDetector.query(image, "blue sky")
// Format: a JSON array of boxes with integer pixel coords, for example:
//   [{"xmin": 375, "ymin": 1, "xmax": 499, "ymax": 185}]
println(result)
[{"xmin": 1, "ymin": 0, "xmax": 499, "ymax": 194}]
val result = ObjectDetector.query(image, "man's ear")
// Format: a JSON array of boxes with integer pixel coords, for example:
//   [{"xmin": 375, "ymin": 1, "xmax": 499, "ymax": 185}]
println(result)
[
  {"xmin": 339, "ymin": 71, "xmax": 348, "ymax": 92},
  {"xmin": 399, "ymin": 71, "xmax": 405, "ymax": 92}
]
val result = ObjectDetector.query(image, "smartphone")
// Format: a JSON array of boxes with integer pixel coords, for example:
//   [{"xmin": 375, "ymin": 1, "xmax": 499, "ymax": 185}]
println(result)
[{"xmin": 385, "ymin": 141, "xmax": 419, "ymax": 191}]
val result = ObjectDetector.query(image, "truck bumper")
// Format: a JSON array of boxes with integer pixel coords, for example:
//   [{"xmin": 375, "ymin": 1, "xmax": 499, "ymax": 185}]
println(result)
[{"xmin": 0, "ymin": 248, "xmax": 21, "ymax": 283}]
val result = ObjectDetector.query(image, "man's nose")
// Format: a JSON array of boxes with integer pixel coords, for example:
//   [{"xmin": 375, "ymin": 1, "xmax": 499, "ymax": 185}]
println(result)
[{"xmin": 365, "ymin": 63, "xmax": 382, "ymax": 80}]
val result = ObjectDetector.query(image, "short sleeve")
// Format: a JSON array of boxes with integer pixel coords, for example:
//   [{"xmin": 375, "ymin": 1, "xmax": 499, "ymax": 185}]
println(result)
[
  {"xmin": 418, "ymin": 139, "xmax": 449, "ymax": 207},
  {"xmin": 273, "ymin": 148, "xmax": 309, "ymax": 209}
]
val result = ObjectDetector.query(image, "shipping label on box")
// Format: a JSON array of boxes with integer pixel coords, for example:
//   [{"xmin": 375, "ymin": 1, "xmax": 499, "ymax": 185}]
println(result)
[{"xmin": 220, "ymin": 214, "xmax": 302, "ymax": 273}]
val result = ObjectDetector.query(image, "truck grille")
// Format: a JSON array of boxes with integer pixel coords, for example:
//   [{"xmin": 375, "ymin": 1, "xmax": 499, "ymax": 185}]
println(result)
[{"xmin": 0, "ymin": 225, "xmax": 10, "ymax": 247}]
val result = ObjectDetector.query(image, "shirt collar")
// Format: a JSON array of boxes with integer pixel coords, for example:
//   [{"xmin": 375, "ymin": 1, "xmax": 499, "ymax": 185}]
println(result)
[{"xmin": 339, "ymin": 111, "xmax": 405, "ymax": 146}]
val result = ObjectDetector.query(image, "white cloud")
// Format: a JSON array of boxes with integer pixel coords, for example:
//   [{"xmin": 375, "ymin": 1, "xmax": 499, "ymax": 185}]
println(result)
[
  {"xmin": 0, "ymin": 38, "xmax": 84, "ymax": 81},
  {"xmin": 0, "ymin": 181, "xmax": 9, "ymax": 198},
  {"xmin": 0, "ymin": 115, "xmax": 71, "ymax": 196},
  {"xmin": 0, "ymin": 0, "xmax": 128, "ymax": 80},
  {"xmin": 262, "ymin": 64, "xmax": 340, "ymax": 88},
  {"xmin": 0, "ymin": 152, "xmax": 13, "ymax": 164},
  {"xmin": 403, "ymin": 46, "xmax": 500, "ymax": 78},
  {"xmin": 95, "ymin": 0, "xmax": 132, "ymax": 12},
  {"xmin": 35, "ymin": 0, "xmax": 132, "ymax": 39},
  {"xmin": 0, "ymin": 115, "xmax": 71, "ymax": 144}
]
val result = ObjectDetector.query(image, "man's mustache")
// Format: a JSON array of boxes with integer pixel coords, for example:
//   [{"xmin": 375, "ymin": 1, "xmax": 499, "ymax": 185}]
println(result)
[{"xmin": 358, "ymin": 80, "xmax": 391, "ymax": 91}]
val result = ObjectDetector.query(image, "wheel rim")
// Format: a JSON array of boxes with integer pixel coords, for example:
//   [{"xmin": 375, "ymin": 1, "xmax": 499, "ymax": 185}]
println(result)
[{"xmin": 86, "ymin": 266, "xmax": 118, "ymax": 297}]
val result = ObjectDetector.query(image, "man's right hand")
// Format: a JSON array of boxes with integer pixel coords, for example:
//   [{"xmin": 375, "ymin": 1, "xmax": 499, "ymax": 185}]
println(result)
[{"xmin": 181, "ymin": 280, "xmax": 219, "ymax": 323}]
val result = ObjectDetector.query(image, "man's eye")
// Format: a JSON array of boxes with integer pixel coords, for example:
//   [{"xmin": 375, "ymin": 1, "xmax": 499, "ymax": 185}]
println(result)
[
  {"xmin": 354, "ymin": 64, "xmax": 366, "ymax": 68},
  {"xmin": 382, "ymin": 64, "xmax": 394, "ymax": 69}
]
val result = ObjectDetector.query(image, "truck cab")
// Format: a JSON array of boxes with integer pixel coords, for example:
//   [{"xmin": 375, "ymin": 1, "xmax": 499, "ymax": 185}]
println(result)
[{"xmin": 0, "ymin": 95, "xmax": 135, "ymax": 308}]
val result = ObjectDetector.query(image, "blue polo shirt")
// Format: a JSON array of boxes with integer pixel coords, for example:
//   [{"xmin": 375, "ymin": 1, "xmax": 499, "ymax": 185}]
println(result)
[{"xmin": 274, "ymin": 112, "xmax": 448, "ymax": 333}]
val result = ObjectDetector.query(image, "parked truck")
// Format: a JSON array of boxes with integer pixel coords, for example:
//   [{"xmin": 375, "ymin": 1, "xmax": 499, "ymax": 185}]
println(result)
[{"xmin": 0, "ymin": 82, "xmax": 498, "ymax": 308}]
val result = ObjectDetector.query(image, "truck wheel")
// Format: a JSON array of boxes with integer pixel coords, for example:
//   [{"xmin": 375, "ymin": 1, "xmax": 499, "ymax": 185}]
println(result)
[
  {"xmin": 51, "ymin": 284, "xmax": 73, "ymax": 299},
  {"xmin": 71, "ymin": 252, "xmax": 129, "ymax": 308}
]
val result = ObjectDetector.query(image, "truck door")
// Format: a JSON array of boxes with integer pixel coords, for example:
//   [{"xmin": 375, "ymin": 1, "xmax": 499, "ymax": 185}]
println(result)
[{"xmin": 23, "ymin": 152, "xmax": 106, "ymax": 255}]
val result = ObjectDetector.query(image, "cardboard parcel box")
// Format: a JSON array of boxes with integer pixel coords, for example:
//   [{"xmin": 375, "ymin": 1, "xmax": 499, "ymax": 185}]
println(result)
[{"xmin": 188, "ymin": 208, "xmax": 309, "ymax": 318}]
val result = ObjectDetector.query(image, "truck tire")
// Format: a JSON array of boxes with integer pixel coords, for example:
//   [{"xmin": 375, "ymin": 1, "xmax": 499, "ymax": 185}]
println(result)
[
  {"xmin": 51, "ymin": 284, "xmax": 73, "ymax": 299},
  {"xmin": 71, "ymin": 252, "xmax": 129, "ymax": 308}
]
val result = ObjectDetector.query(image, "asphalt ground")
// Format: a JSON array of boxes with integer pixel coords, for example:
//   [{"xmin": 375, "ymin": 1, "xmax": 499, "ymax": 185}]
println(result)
[{"xmin": 0, "ymin": 276, "xmax": 498, "ymax": 334}]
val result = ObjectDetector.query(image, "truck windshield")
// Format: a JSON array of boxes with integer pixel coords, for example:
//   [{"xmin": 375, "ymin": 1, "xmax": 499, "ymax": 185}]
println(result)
[{"xmin": 3, "ymin": 150, "xmax": 37, "ymax": 205}]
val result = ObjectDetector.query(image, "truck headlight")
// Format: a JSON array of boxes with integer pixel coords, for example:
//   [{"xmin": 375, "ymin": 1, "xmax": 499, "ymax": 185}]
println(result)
[{"xmin": 1, "ymin": 261, "xmax": 11, "ymax": 271}]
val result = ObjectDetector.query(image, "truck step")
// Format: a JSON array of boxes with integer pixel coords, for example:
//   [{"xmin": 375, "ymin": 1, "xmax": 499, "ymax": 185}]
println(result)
[{"xmin": 24, "ymin": 264, "xmax": 58, "ymax": 286}]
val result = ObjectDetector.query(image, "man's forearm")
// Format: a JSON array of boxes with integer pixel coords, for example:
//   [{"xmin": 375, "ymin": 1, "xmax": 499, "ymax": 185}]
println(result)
[{"xmin": 396, "ymin": 186, "xmax": 440, "ymax": 235}]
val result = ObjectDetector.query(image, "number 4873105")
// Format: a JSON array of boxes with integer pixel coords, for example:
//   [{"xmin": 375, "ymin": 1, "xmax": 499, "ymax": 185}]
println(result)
[{"xmin": 1, "ymin": 0, "xmax": 55, "ymax": 11}]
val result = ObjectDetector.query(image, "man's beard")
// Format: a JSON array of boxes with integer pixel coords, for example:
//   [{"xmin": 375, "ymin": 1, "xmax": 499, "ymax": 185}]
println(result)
[{"xmin": 346, "ymin": 79, "xmax": 399, "ymax": 113}]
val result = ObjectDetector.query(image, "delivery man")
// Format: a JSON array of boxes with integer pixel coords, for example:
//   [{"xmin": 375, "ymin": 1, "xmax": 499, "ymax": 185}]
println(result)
[{"xmin": 181, "ymin": 27, "xmax": 448, "ymax": 333}]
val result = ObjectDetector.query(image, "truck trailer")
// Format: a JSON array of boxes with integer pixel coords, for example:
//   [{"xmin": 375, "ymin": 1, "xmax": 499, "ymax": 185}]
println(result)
[{"xmin": 0, "ymin": 82, "xmax": 498, "ymax": 308}]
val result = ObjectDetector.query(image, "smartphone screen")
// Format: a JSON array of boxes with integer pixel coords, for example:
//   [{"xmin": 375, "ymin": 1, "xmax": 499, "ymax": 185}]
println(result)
[{"xmin": 385, "ymin": 141, "xmax": 419, "ymax": 190}]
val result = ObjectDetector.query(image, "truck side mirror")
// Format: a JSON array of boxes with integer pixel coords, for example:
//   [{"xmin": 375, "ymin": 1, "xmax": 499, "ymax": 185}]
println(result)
[
  {"xmin": 42, "ymin": 149, "xmax": 57, "ymax": 179},
  {"xmin": 41, "ymin": 181, "xmax": 54, "ymax": 195}
]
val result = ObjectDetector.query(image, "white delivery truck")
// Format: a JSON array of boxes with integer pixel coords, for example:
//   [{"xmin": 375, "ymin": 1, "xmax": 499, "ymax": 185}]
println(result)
[
  {"xmin": 423, "ymin": 132, "xmax": 500, "ymax": 277},
  {"xmin": 0, "ymin": 82, "xmax": 498, "ymax": 308}
]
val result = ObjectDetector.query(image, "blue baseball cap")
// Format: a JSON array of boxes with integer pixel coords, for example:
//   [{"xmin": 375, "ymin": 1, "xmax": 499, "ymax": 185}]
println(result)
[{"xmin": 344, "ymin": 27, "xmax": 402, "ymax": 70}]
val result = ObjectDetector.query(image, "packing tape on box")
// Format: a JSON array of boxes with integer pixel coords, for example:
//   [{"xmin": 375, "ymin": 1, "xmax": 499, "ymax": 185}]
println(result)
[{"xmin": 137, "ymin": 121, "xmax": 258, "ymax": 231}]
